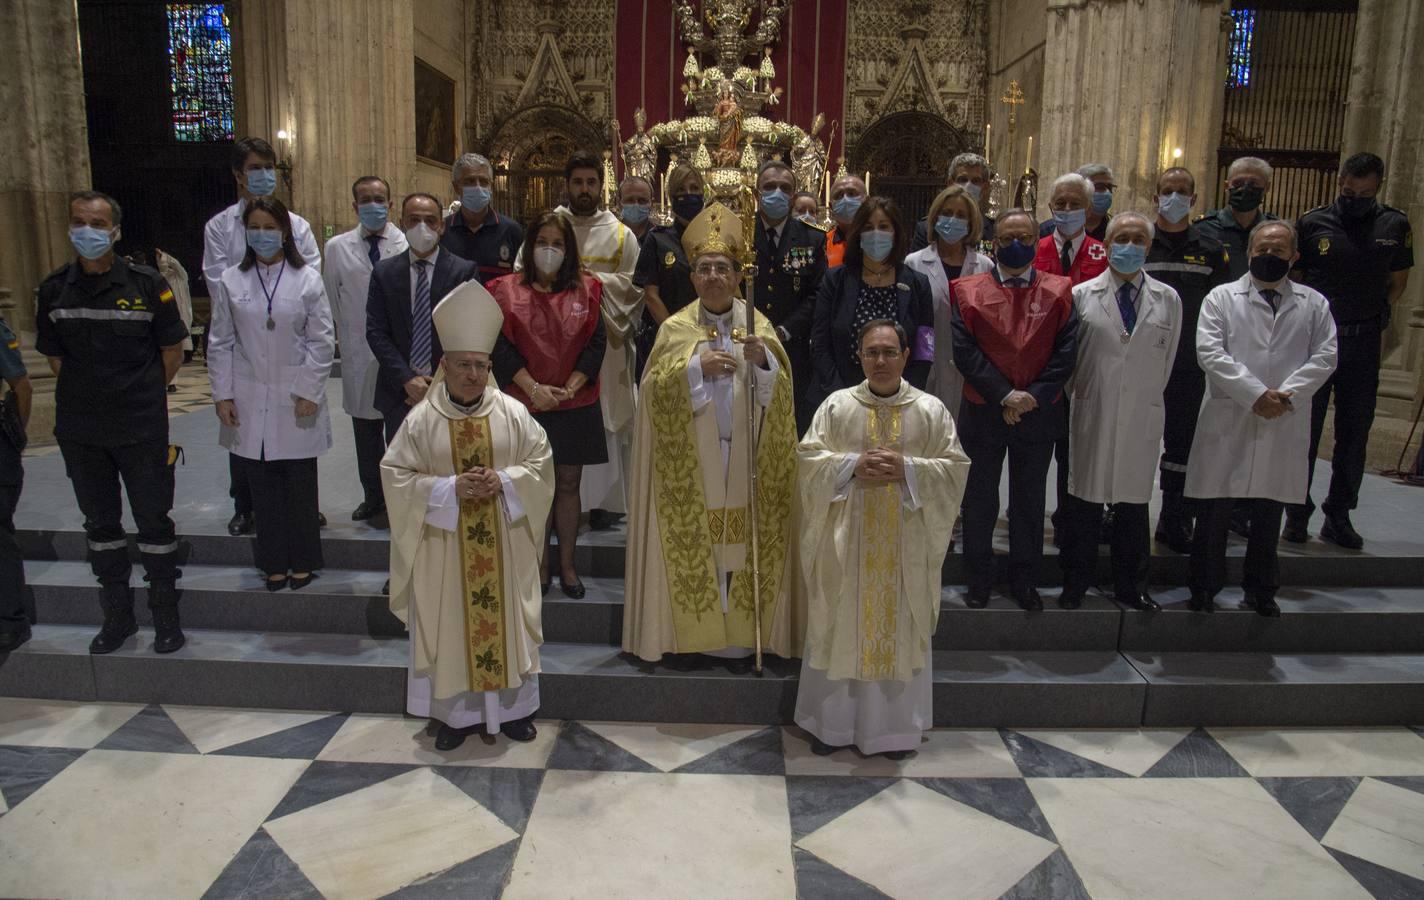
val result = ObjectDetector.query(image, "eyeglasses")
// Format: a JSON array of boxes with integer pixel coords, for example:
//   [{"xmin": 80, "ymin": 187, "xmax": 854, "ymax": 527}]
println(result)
[
  {"xmin": 449, "ymin": 360, "xmax": 492, "ymax": 375},
  {"xmin": 693, "ymin": 263, "xmax": 735, "ymax": 277},
  {"xmin": 859, "ymin": 348, "xmax": 904, "ymax": 362}
]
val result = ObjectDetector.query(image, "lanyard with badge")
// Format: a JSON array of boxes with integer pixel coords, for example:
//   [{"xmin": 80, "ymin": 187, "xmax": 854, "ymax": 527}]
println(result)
[{"xmin": 256, "ymin": 260, "xmax": 286, "ymax": 330}]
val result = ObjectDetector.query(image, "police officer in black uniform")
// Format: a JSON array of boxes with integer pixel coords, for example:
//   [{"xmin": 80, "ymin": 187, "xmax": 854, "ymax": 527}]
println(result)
[
  {"xmin": 0, "ymin": 314, "xmax": 32, "ymax": 652},
  {"xmin": 752, "ymin": 158, "xmax": 827, "ymax": 434},
  {"xmin": 36, "ymin": 191, "xmax": 189, "ymax": 654},
  {"xmin": 1195, "ymin": 156, "xmax": 1280, "ymax": 281},
  {"xmin": 633, "ymin": 163, "xmax": 704, "ymax": 382},
  {"xmin": 1143, "ymin": 167, "xmax": 1233, "ymax": 551},
  {"xmin": 1288, "ymin": 152, "xmax": 1413, "ymax": 548}
]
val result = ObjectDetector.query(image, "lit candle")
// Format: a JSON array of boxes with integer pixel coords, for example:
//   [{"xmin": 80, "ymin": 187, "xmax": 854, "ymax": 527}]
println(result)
[
  {"xmin": 1026, "ymin": 136, "xmax": 1033, "ymax": 173},
  {"xmin": 984, "ymin": 123, "xmax": 991, "ymax": 166},
  {"xmin": 864, "ymin": 170, "xmax": 871, "ymax": 193},
  {"xmin": 823, "ymin": 170, "xmax": 830, "ymax": 208}
]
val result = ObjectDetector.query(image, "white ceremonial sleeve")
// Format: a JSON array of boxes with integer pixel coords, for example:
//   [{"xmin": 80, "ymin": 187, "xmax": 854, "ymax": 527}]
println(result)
[
  {"xmin": 424, "ymin": 472, "xmax": 526, "ymax": 531},
  {"xmin": 496, "ymin": 470, "xmax": 526, "ymax": 523},
  {"xmin": 687, "ymin": 352, "xmax": 712, "ymax": 412},
  {"xmin": 902, "ymin": 457, "xmax": 921, "ymax": 510},
  {"xmin": 752, "ymin": 352, "xmax": 780, "ymax": 408},
  {"xmin": 830, "ymin": 454, "xmax": 858, "ymax": 501}
]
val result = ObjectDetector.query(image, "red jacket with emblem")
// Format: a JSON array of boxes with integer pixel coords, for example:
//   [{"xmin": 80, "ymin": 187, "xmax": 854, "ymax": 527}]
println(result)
[
  {"xmin": 1034, "ymin": 234, "xmax": 1109, "ymax": 285},
  {"xmin": 949, "ymin": 270, "xmax": 1078, "ymax": 408},
  {"xmin": 488, "ymin": 273, "xmax": 604, "ymax": 411}
]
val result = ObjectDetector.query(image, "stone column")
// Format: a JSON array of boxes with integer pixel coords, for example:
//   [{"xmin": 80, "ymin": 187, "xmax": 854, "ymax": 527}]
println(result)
[
  {"xmin": 234, "ymin": 0, "xmax": 417, "ymax": 247},
  {"xmin": 1342, "ymin": 0, "xmax": 1424, "ymax": 426},
  {"xmin": 1038, "ymin": 0, "xmax": 1230, "ymax": 213},
  {"xmin": 0, "ymin": 0, "xmax": 90, "ymax": 443}
]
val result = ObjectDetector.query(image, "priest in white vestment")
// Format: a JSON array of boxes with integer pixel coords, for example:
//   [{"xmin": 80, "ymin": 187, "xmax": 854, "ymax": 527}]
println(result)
[
  {"xmin": 382, "ymin": 280, "xmax": 555, "ymax": 751},
  {"xmin": 555, "ymin": 153, "xmax": 642, "ymax": 522},
  {"xmin": 794, "ymin": 319, "xmax": 970, "ymax": 758},
  {"xmin": 622, "ymin": 202, "xmax": 805, "ymax": 671}
]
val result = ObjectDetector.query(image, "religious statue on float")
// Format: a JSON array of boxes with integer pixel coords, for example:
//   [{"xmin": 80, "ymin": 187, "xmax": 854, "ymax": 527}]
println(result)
[
  {"xmin": 790, "ymin": 112, "xmax": 831, "ymax": 197},
  {"xmin": 713, "ymin": 83, "xmax": 745, "ymax": 166},
  {"xmin": 621, "ymin": 108, "xmax": 658, "ymax": 183}
]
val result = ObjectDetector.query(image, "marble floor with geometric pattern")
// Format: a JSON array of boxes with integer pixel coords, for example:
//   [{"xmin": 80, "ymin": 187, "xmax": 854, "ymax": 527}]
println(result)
[{"xmin": 1, "ymin": 697, "xmax": 1421, "ymax": 899}]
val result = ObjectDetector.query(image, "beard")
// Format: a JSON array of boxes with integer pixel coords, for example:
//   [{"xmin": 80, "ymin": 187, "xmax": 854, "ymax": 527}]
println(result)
[{"xmin": 570, "ymin": 192, "xmax": 598, "ymax": 215}]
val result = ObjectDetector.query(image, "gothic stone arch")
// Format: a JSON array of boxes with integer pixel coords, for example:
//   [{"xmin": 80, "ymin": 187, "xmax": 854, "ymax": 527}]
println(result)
[
  {"xmin": 850, "ymin": 111, "xmax": 972, "ymax": 221},
  {"xmin": 485, "ymin": 104, "xmax": 608, "ymax": 221}
]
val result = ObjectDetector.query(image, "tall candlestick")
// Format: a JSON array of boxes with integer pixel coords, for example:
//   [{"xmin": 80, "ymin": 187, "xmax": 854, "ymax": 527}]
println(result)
[
  {"xmin": 984, "ymin": 123, "xmax": 991, "ymax": 166},
  {"xmin": 864, "ymin": 171, "xmax": 871, "ymax": 193},
  {"xmin": 823, "ymin": 170, "xmax": 830, "ymax": 208},
  {"xmin": 1025, "ymin": 136, "xmax": 1033, "ymax": 173}
]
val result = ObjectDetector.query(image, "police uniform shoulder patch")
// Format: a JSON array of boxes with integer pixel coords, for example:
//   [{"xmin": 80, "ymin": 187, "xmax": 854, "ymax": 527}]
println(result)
[
  {"xmin": 1318, "ymin": 236, "xmax": 1331, "ymax": 255},
  {"xmin": 500, "ymin": 244, "xmax": 511, "ymax": 262},
  {"xmin": 664, "ymin": 251, "xmax": 676, "ymax": 266},
  {"xmin": 159, "ymin": 288, "xmax": 175, "ymax": 304}
]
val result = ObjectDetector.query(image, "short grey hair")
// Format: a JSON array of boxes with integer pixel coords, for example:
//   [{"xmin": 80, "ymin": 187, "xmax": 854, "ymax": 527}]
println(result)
[
  {"xmin": 1105, "ymin": 211, "xmax": 1155, "ymax": 243},
  {"xmin": 1227, "ymin": 156, "xmax": 1274, "ymax": 185},
  {"xmin": 948, "ymin": 152, "xmax": 990, "ymax": 180},
  {"xmin": 1077, "ymin": 163, "xmax": 1115, "ymax": 182},
  {"xmin": 618, "ymin": 175, "xmax": 653, "ymax": 195},
  {"xmin": 1051, "ymin": 173, "xmax": 1094, "ymax": 203},
  {"xmin": 452, "ymin": 152, "xmax": 493, "ymax": 181},
  {"xmin": 1249, "ymin": 218, "xmax": 1297, "ymax": 253}
]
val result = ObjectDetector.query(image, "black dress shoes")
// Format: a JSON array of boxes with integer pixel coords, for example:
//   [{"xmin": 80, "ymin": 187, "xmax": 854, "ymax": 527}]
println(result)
[
  {"xmin": 1057, "ymin": 588, "xmax": 1086, "ymax": 610},
  {"xmin": 1246, "ymin": 593, "xmax": 1281, "ymax": 617},
  {"xmin": 289, "ymin": 573, "xmax": 316, "ymax": 591},
  {"xmin": 809, "ymin": 737, "xmax": 844, "ymax": 756},
  {"xmin": 435, "ymin": 723, "xmax": 469, "ymax": 751},
  {"xmin": 723, "ymin": 656, "xmax": 754, "ymax": 675},
  {"xmin": 1013, "ymin": 587, "xmax": 1044, "ymax": 612},
  {"xmin": 1321, "ymin": 514, "xmax": 1364, "ymax": 550},
  {"xmin": 501, "ymin": 715, "xmax": 538, "ymax": 742},
  {"xmin": 227, "ymin": 512, "xmax": 255, "ymax": 536},
  {"xmin": 560, "ymin": 578, "xmax": 586, "ymax": 599},
  {"xmin": 664, "ymin": 652, "xmax": 709, "ymax": 671},
  {"xmin": 1188, "ymin": 591, "xmax": 1216, "ymax": 613},
  {"xmin": 1281, "ymin": 514, "xmax": 1310, "ymax": 544},
  {"xmin": 0, "ymin": 625, "xmax": 32, "ymax": 653},
  {"xmin": 964, "ymin": 589, "xmax": 990, "ymax": 609},
  {"xmin": 318, "ymin": 512, "xmax": 328, "ymax": 528},
  {"xmin": 882, "ymin": 749, "xmax": 913, "ymax": 761},
  {"xmin": 1120, "ymin": 592, "xmax": 1161, "ymax": 612},
  {"xmin": 351, "ymin": 501, "xmax": 385, "ymax": 522}
]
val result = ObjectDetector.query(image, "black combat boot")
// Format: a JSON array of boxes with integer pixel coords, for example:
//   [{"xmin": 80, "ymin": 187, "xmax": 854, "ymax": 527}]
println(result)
[
  {"xmin": 148, "ymin": 580, "xmax": 185, "ymax": 654},
  {"xmin": 89, "ymin": 583, "xmax": 138, "ymax": 654}
]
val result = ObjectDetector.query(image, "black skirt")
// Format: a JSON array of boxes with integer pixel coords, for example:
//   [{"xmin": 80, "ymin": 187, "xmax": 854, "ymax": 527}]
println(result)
[{"xmin": 533, "ymin": 402, "xmax": 609, "ymax": 466}]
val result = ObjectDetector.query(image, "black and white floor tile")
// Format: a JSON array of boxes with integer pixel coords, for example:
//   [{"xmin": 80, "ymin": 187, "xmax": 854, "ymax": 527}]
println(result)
[{"xmin": 0, "ymin": 697, "xmax": 1421, "ymax": 898}]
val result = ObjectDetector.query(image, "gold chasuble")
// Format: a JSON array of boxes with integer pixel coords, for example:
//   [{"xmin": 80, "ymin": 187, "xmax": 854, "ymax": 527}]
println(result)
[
  {"xmin": 798, "ymin": 382, "xmax": 970, "ymax": 682},
  {"xmin": 622, "ymin": 297, "xmax": 805, "ymax": 660},
  {"xmin": 383, "ymin": 384, "xmax": 554, "ymax": 700}
]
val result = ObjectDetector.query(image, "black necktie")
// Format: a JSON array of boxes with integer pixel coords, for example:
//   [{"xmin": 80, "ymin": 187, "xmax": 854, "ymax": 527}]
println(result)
[
  {"xmin": 767, "ymin": 227, "xmax": 779, "ymax": 259},
  {"xmin": 1117, "ymin": 283, "xmax": 1136, "ymax": 335},
  {"xmin": 1261, "ymin": 288, "xmax": 1279, "ymax": 316},
  {"xmin": 1060, "ymin": 238, "xmax": 1073, "ymax": 274},
  {"xmin": 1005, "ymin": 276, "xmax": 1027, "ymax": 288},
  {"xmin": 366, "ymin": 234, "xmax": 381, "ymax": 266}
]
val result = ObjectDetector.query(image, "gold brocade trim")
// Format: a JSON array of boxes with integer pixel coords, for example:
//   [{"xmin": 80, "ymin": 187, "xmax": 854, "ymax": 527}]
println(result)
[
  {"xmin": 579, "ymin": 224, "xmax": 628, "ymax": 267},
  {"xmin": 859, "ymin": 405, "xmax": 902, "ymax": 680},
  {"xmin": 707, "ymin": 506, "xmax": 747, "ymax": 545},
  {"xmin": 450, "ymin": 416, "xmax": 509, "ymax": 692}
]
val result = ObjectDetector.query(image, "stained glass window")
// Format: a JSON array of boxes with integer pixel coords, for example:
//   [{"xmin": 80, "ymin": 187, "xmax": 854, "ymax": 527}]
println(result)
[
  {"xmin": 1227, "ymin": 9, "xmax": 1256, "ymax": 89},
  {"xmin": 167, "ymin": 4, "xmax": 234, "ymax": 142}
]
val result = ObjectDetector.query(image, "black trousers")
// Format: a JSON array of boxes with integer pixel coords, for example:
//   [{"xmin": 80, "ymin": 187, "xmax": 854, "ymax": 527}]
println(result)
[
  {"xmin": 1191, "ymin": 497, "xmax": 1283, "ymax": 598},
  {"xmin": 0, "ymin": 478, "xmax": 27, "ymax": 628},
  {"xmin": 1160, "ymin": 367, "xmax": 1205, "ymax": 495},
  {"xmin": 352, "ymin": 416, "xmax": 387, "ymax": 507},
  {"xmin": 383, "ymin": 403, "xmax": 414, "ymax": 444},
  {"xmin": 1294, "ymin": 325, "xmax": 1381, "ymax": 520},
  {"xmin": 242, "ymin": 455, "xmax": 323, "ymax": 575},
  {"xmin": 229, "ymin": 452, "xmax": 252, "ymax": 515},
  {"xmin": 1051, "ymin": 399, "xmax": 1070, "ymax": 526},
  {"xmin": 59, "ymin": 439, "xmax": 178, "ymax": 587},
  {"xmin": 786, "ymin": 341, "xmax": 814, "ymax": 437},
  {"xmin": 959, "ymin": 402, "xmax": 1055, "ymax": 594},
  {"xmin": 1060, "ymin": 494, "xmax": 1150, "ymax": 598}
]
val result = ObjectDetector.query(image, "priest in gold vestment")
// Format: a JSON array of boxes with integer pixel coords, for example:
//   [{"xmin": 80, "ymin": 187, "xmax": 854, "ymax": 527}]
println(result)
[
  {"xmin": 794, "ymin": 320, "xmax": 970, "ymax": 758},
  {"xmin": 382, "ymin": 280, "xmax": 555, "ymax": 751},
  {"xmin": 622, "ymin": 202, "xmax": 805, "ymax": 670}
]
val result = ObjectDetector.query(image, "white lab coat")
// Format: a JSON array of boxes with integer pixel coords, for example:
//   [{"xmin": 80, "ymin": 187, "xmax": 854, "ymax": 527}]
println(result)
[
  {"xmin": 208, "ymin": 260, "xmax": 335, "ymax": 461},
  {"xmin": 905, "ymin": 243, "xmax": 993, "ymax": 418},
  {"xmin": 322, "ymin": 222, "xmax": 407, "ymax": 419},
  {"xmin": 1185, "ymin": 275, "xmax": 1337, "ymax": 503},
  {"xmin": 202, "ymin": 200, "xmax": 321, "ymax": 301},
  {"xmin": 1067, "ymin": 270, "xmax": 1182, "ymax": 504}
]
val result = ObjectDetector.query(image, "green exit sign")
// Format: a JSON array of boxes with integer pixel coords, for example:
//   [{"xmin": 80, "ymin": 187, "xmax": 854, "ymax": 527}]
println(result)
[{"xmin": 323, "ymin": 224, "xmax": 335, "ymax": 240}]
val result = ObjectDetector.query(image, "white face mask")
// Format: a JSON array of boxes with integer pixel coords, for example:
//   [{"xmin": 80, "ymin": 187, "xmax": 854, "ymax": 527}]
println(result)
[
  {"xmin": 405, "ymin": 222, "xmax": 438, "ymax": 254},
  {"xmin": 534, "ymin": 246, "xmax": 565, "ymax": 275}
]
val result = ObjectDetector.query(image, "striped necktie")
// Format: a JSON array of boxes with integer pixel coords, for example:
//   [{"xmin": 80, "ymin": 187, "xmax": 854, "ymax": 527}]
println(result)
[
  {"xmin": 1117, "ymin": 282, "xmax": 1137, "ymax": 335},
  {"xmin": 411, "ymin": 259, "xmax": 432, "ymax": 375}
]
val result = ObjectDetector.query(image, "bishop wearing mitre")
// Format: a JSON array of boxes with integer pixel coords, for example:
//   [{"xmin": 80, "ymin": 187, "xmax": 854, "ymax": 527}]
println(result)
[
  {"xmin": 622, "ymin": 202, "xmax": 805, "ymax": 671},
  {"xmin": 382, "ymin": 280, "xmax": 555, "ymax": 751}
]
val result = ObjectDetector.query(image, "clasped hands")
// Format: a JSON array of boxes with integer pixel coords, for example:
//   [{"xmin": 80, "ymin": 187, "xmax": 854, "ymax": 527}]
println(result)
[
  {"xmin": 215, "ymin": 396, "xmax": 318, "ymax": 426},
  {"xmin": 700, "ymin": 336, "xmax": 769, "ymax": 380},
  {"xmin": 1253, "ymin": 389, "xmax": 1294, "ymax": 420},
  {"xmin": 854, "ymin": 447, "xmax": 906, "ymax": 484},
  {"xmin": 456, "ymin": 467, "xmax": 501, "ymax": 503},
  {"xmin": 1001, "ymin": 389, "xmax": 1037, "ymax": 426}
]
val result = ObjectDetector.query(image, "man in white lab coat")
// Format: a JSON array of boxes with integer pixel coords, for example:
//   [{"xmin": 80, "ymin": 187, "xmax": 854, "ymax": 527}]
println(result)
[
  {"xmin": 202, "ymin": 136, "xmax": 322, "ymax": 536},
  {"xmin": 323, "ymin": 175, "xmax": 408, "ymax": 522},
  {"xmin": 1186, "ymin": 220, "xmax": 1337, "ymax": 616},
  {"xmin": 1059, "ymin": 213, "xmax": 1182, "ymax": 611}
]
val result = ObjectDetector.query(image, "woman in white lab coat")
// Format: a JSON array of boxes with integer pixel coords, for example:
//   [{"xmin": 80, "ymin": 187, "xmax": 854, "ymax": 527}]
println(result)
[
  {"xmin": 904, "ymin": 184, "xmax": 994, "ymax": 419},
  {"xmin": 208, "ymin": 196, "xmax": 335, "ymax": 590}
]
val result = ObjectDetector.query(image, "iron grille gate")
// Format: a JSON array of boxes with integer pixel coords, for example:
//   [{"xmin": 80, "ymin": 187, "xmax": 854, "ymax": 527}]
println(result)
[{"xmin": 1216, "ymin": 0, "xmax": 1358, "ymax": 222}]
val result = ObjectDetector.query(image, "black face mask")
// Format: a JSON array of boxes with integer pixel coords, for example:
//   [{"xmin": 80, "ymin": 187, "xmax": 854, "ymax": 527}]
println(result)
[
  {"xmin": 1249, "ymin": 253, "xmax": 1291, "ymax": 283},
  {"xmin": 1228, "ymin": 184, "xmax": 1264, "ymax": 213},
  {"xmin": 1336, "ymin": 195, "xmax": 1377, "ymax": 219},
  {"xmin": 672, "ymin": 194, "xmax": 705, "ymax": 223}
]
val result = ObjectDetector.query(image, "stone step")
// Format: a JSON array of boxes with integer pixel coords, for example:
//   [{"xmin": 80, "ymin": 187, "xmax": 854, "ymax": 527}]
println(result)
[
  {"xmin": 3, "ymin": 626, "xmax": 1422, "ymax": 727},
  {"xmin": 25, "ymin": 561, "xmax": 1424, "ymax": 654},
  {"xmin": 21, "ymin": 525, "xmax": 1424, "ymax": 588}
]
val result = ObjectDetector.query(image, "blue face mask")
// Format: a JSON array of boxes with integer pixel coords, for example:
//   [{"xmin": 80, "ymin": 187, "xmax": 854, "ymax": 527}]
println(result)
[
  {"xmin": 1054, "ymin": 208, "xmax": 1087, "ymax": 236},
  {"xmin": 461, "ymin": 185, "xmax": 492, "ymax": 213},
  {"xmin": 69, "ymin": 225, "xmax": 115, "ymax": 260},
  {"xmin": 1091, "ymin": 190, "xmax": 1113, "ymax": 215},
  {"xmin": 860, "ymin": 229, "xmax": 895, "ymax": 262},
  {"xmin": 832, "ymin": 195, "xmax": 863, "ymax": 224},
  {"xmin": 1108, "ymin": 242, "xmax": 1146, "ymax": 275},
  {"xmin": 621, "ymin": 203, "xmax": 650, "ymax": 226},
  {"xmin": 957, "ymin": 181, "xmax": 983, "ymax": 204},
  {"xmin": 760, "ymin": 188, "xmax": 790, "ymax": 221},
  {"xmin": 246, "ymin": 228, "xmax": 284, "ymax": 259},
  {"xmin": 1158, "ymin": 192, "xmax": 1192, "ymax": 224},
  {"xmin": 246, "ymin": 167, "xmax": 277, "ymax": 197},
  {"xmin": 934, "ymin": 215, "xmax": 970, "ymax": 245},
  {"xmin": 996, "ymin": 238, "xmax": 1037, "ymax": 269},
  {"xmin": 358, "ymin": 202, "xmax": 389, "ymax": 232}
]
